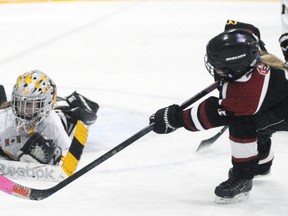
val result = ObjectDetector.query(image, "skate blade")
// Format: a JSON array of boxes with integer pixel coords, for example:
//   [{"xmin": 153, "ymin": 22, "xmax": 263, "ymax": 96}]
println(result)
[{"xmin": 215, "ymin": 192, "xmax": 250, "ymax": 204}]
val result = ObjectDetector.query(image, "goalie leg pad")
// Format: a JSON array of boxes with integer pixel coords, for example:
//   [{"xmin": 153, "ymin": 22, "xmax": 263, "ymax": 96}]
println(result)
[{"xmin": 61, "ymin": 120, "xmax": 88, "ymax": 176}]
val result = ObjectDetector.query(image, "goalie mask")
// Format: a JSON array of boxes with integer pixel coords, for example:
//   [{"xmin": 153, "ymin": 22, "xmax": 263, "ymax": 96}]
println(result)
[
  {"xmin": 205, "ymin": 29, "xmax": 260, "ymax": 81},
  {"xmin": 11, "ymin": 70, "xmax": 57, "ymax": 134}
]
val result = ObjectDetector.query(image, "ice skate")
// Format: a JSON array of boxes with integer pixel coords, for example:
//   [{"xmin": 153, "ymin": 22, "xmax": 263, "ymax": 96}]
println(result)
[{"xmin": 214, "ymin": 177, "xmax": 252, "ymax": 204}]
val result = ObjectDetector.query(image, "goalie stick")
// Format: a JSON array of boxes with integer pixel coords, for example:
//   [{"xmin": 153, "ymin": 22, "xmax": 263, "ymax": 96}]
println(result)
[
  {"xmin": 196, "ymin": 126, "xmax": 228, "ymax": 152},
  {"xmin": 0, "ymin": 120, "xmax": 88, "ymax": 182},
  {"xmin": 0, "ymin": 81, "xmax": 219, "ymax": 201}
]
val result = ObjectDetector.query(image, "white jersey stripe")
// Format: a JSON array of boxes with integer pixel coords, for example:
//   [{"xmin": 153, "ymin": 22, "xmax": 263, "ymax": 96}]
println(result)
[
  {"xmin": 220, "ymin": 82, "xmax": 228, "ymax": 100},
  {"xmin": 255, "ymin": 71, "xmax": 270, "ymax": 114},
  {"xmin": 190, "ymin": 105, "xmax": 205, "ymax": 131}
]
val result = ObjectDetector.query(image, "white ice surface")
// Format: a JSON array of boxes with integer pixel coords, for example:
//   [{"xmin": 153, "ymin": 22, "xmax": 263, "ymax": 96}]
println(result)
[{"xmin": 0, "ymin": 0, "xmax": 288, "ymax": 215}]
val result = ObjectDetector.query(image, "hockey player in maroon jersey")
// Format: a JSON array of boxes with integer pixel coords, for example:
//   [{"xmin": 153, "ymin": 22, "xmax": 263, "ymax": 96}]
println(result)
[
  {"xmin": 224, "ymin": 20, "xmax": 274, "ymax": 179},
  {"xmin": 150, "ymin": 28, "xmax": 288, "ymax": 203}
]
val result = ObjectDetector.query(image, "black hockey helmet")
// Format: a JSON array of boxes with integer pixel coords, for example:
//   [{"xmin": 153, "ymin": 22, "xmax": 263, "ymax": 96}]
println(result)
[
  {"xmin": 224, "ymin": 19, "xmax": 267, "ymax": 52},
  {"xmin": 205, "ymin": 28, "xmax": 260, "ymax": 81}
]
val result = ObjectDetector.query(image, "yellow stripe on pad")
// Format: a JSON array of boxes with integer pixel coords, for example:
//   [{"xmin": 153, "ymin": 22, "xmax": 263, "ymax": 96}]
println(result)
[
  {"xmin": 74, "ymin": 121, "xmax": 88, "ymax": 145},
  {"xmin": 61, "ymin": 121, "xmax": 88, "ymax": 176},
  {"xmin": 61, "ymin": 152, "xmax": 78, "ymax": 176}
]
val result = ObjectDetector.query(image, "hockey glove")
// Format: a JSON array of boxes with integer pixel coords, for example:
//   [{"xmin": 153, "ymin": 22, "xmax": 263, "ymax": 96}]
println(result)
[
  {"xmin": 149, "ymin": 104, "xmax": 184, "ymax": 134},
  {"xmin": 279, "ymin": 33, "xmax": 288, "ymax": 63},
  {"xmin": 17, "ymin": 133, "xmax": 62, "ymax": 165},
  {"xmin": 55, "ymin": 91, "xmax": 99, "ymax": 136},
  {"xmin": 65, "ymin": 91, "xmax": 99, "ymax": 126}
]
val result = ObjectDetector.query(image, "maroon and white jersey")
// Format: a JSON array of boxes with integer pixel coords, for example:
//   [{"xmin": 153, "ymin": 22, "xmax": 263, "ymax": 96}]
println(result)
[
  {"xmin": 182, "ymin": 62, "xmax": 288, "ymax": 165},
  {"xmin": 182, "ymin": 63, "xmax": 288, "ymax": 131},
  {"xmin": 218, "ymin": 63, "xmax": 270, "ymax": 116}
]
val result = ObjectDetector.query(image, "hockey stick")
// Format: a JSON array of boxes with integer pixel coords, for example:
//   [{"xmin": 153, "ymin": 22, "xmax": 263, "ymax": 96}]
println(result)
[
  {"xmin": 196, "ymin": 126, "xmax": 228, "ymax": 152},
  {"xmin": 0, "ymin": 81, "xmax": 219, "ymax": 200}
]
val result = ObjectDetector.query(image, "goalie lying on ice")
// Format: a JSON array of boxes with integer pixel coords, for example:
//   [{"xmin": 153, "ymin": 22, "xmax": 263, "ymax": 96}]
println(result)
[{"xmin": 0, "ymin": 70, "xmax": 99, "ymax": 165}]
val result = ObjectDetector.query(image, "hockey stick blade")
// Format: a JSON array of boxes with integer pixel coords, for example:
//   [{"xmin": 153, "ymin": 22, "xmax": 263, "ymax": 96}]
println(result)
[
  {"xmin": 196, "ymin": 126, "xmax": 228, "ymax": 152},
  {"xmin": 0, "ymin": 81, "xmax": 219, "ymax": 201}
]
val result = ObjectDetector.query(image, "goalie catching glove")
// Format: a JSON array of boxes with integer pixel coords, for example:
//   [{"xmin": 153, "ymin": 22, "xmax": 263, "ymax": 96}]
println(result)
[
  {"xmin": 55, "ymin": 91, "xmax": 99, "ymax": 136},
  {"xmin": 150, "ymin": 104, "xmax": 184, "ymax": 134},
  {"xmin": 17, "ymin": 133, "xmax": 62, "ymax": 165}
]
